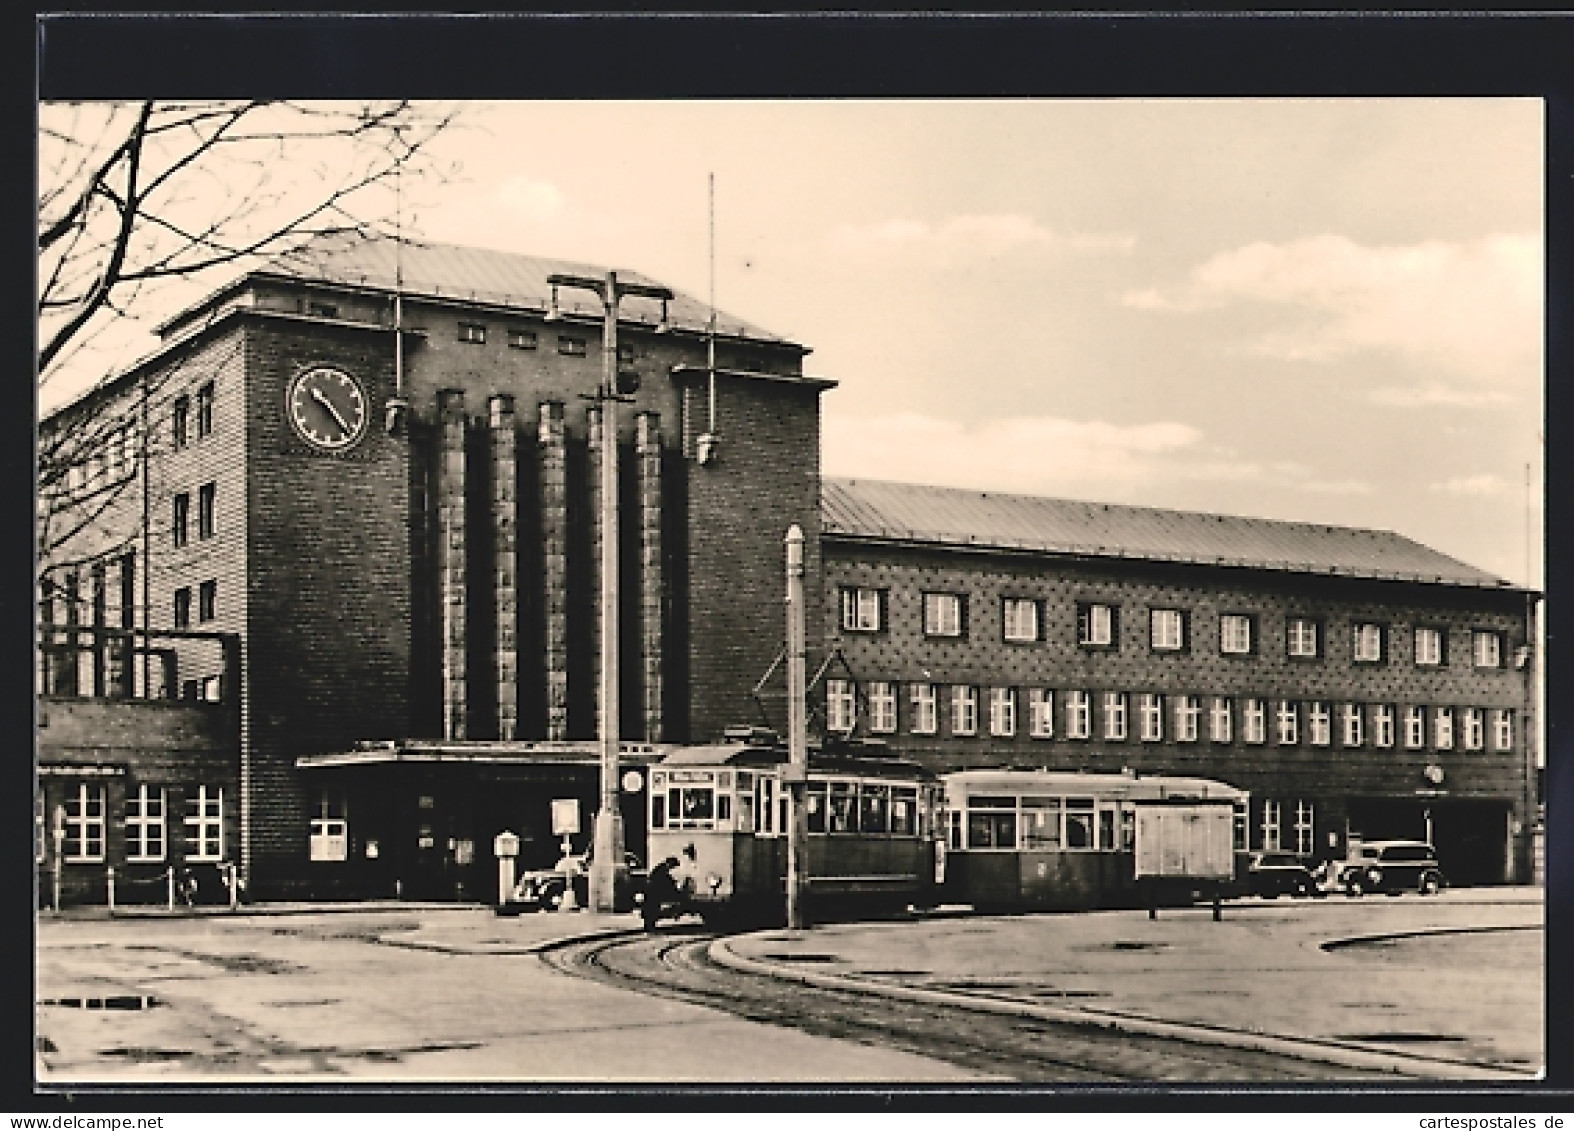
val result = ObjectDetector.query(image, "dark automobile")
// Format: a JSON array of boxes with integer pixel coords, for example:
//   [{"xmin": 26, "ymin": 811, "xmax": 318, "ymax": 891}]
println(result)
[
  {"xmin": 1340, "ymin": 840, "xmax": 1445, "ymax": 896},
  {"xmin": 1246, "ymin": 851, "xmax": 1316, "ymax": 898},
  {"xmin": 512, "ymin": 851, "xmax": 646, "ymax": 912}
]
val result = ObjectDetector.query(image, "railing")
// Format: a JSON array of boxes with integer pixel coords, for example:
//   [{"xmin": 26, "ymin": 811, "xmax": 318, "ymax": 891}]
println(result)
[{"xmin": 46, "ymin": 862, "xmax": 241, "ymax": 913}]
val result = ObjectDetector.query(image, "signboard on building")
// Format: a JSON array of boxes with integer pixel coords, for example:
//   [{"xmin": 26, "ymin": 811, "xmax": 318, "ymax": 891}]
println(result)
[{"xmin": 551, "ymin": 798, "xmax": 580, "ymax": 837}]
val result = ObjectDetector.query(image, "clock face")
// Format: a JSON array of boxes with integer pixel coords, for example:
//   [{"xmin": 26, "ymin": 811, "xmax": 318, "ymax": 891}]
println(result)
[{"xmin": 287, "ymin": 366, "xmax": 368, "ymax": 451}]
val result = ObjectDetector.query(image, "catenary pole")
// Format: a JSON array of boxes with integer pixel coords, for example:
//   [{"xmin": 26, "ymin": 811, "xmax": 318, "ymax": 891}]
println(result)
[{"xmin": 785, "ymin": 524, "xmax": 809, "ymax": 930}]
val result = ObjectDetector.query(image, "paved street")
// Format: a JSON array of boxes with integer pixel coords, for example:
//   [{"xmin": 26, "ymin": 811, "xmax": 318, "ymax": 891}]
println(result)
[{"xmin": 35, "ymin": 888, "xmax": 1542, "ymax": 1084}]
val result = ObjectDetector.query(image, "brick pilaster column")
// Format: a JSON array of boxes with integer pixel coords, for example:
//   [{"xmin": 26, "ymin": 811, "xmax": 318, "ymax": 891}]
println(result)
[
  {"xmin": 437, "ymin": 389, "xmax": 467, "ymax": 740},
  {"xmin": 636, "ymin": 412, "xmax": 663, "ymax": 742},
  {"xmin": 489, "ymin": 394, "xmax": 518, "ymax": 742},
  {"xmin": 538, "ymin": 401, "xmax": 569, "ymax": 740}
]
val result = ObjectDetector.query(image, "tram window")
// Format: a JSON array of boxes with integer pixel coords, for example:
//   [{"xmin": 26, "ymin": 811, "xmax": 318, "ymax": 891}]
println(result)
[
  {"xmin": 1098, "ymin": 808, "xmax": 1116, "ymax": 850},
  {"xmin": 759, "ymin": 778, "xmax": 774, "ymax": 834},
  {"xmin": 717, "ymin": 794, "xmax": 731, "ymax": 822},
  {"xmin": 1021, "ymin": 797, "xmax": 1062, "ymax": 849},
  {"xmin": 1120, "ymin": 809, "xmax": 1136, "ymax": 851},
  {"xmin": 680, "ymin": 788, "xmax": 714, "ymax": 822},
  {"xmin": 968, "ymin": 809, "xmax": 1017, "ymax": 850},
  {"xmin": 651, "ymin": 794, "xmax": 666, "ymax": 830},
  {"xmin": 891, "ymin": 787, "xmax": 918, "ymax": 835},
  {"xmin": 667, "ymin": 788, "xmax": 681, "ymax": 826},
  {"xmin": 1065, "ymin": 798, "xmax": 1095, "ymax": 849},
  {"xmin": 860, "ymin": 784, "xmax": 890, "ymax": 833},
  {"xmin": 806, "ymin": 784, "xmax": 827, "ymax": 833},
  {"xmin": 829, "ymin": 782, "xmax": 858, "ymax": 833},
  {"xmin": 737, "ymin": 791, "xmax": 755, "ymax": 833}
]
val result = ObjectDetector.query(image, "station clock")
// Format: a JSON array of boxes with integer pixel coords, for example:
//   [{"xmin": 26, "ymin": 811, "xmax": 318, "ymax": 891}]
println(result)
[{"xmin": 287, "ymin": 366, "xmax": 368, "ymax": 451}]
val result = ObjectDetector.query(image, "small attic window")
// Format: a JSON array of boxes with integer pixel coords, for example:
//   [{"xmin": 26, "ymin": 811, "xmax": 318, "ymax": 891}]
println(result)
[
  {"xmin": 459, "ymin": 322, "xmax": 487, "ymax": 344},
  {"xmin": 558, "ymin": 336, "xmax": 587, "ymax": 357},
  {"xmin": 508, "ymin": 328, "xmax": 537, "ymax": 350},
  {"xmin": 617, "ymin": 343, "xmax": 635, "ymax": 364},
  {"xmin": 306, "ymin": 300, "xmax": 340, "ymax": 319}
]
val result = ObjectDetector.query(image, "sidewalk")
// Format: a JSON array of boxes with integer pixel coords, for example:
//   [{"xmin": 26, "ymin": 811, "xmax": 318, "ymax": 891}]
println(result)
[{"xmin": 715, "ymin": 887, "xmax": 1544, "ymax": 1081}]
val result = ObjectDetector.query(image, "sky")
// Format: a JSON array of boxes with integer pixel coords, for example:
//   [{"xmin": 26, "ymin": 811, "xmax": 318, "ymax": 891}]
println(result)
[{"xmin": 43, "ymin": 99, "xmax": 1545, "ymax": 588}]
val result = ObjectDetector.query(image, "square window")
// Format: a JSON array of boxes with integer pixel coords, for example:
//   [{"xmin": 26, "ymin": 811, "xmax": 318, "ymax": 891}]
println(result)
[
  {"xmin": 1433, "ymin": 706, "xmax": 1454, "ymax": 750},
  {"xmin": 172, "ymin": 492, "xmax": 190, "ymax": 548},
  {"xmin": 1472, "ymin": 631, "xmax": 1502, "ymax": 669},
  {"xmin": 951, "ymin": 686, "xmax": 979, "ymax": 736},
  {"xmin": 1002, "ymin": 598, "xmax": 1039, "ymax": 643},
  {"xmin": 839, "ymin": 587, "xmax": 883, "ymax": 633},
  {"xmin": 63, "ymin": 783, "xmax": 106, "ymax": 863},
  {"xmin": 1260, "ymin": 799, "xmax": 1281, "ymax": 852},
  {"xmin": 923, "ymin": 592, "xmax": 964, "ymax": 637},
  {"xmin": 1415, "ymin": 627, "xmax": 1444, "ymax": 666},
  {"xmin": 1220, "ymin": 614, "xmax": 1254, "ymax": 654},
  {"xmin": 195, "ymin": 382, "xmax": 214, "ymax": 439},
  {"xmin": 198, "ymin": 580, "xmax": 216, "ymax": 623},
  {"xmin": 910, "ymin": 684, "xmax": 937, "ymax": 735},
  {"xmin": 1464, "ymin": 708, "xmax": 1485, "ymax": 751},
  {"xmin": 1150, "ymin": 609, "xmax": 1185, "ymax": 652},
  {"xmin": 1287, "ymin": 617, "xmax": 1320, "ymax": 658},
  {"xmin": 1353, "ymin": 623, "xmax": 1384, "ymax": 663},
  {"xmin": 1493, "ymin": 710, "xmax": 1514, "ymax": 751},
  {"xmin": 198, "ymin": 482, "xmax": 216, "ymax": 540},
  {"xmin": 558, "ymin": 336, "xmax": 587, "ymax": 357},
  {"xmin": 508, "ymin": 328, "xmax": 538, "ymax": 350},
  {"xmin": 1103, "ymin": 692, "xmax": 1127, "ymax": 741},
  {"xmin": 988, "ymin": 687, "xmax": 1016, "ymax": 737},
  {"xmin": 1209, "ymin": 696, "xmax": 1232, "ymax": 743},
  {"xmin": 867, "ymin": 682, "xmax": 897, "ymax": 733},
  {"xmin": 1308, "ymin": 701, "xmax": 1330, "ymax": 746},
  {"xmin": 1342, "ymin": 703, "xmax": 1364, "ymax": 747},
  {"xmin": 825, "ymin": 678, "xmax": 856, "ymax": 733},
  {"xmin": 1028, "ymin": 688, "xmax": 1054, "ymax": 738},
  {"xmin": 1243, "ymin": 698, "xmax": 1266, "ymax": 744},
  {"xmin": 185, "ymin": 785, "xmax": 224, "ymax": 861},
  {"xmin": 1294, "ymin": 801, "xmax": 1315, "ymax": 856},
  {"xmin": 1138, "ymin": 693, "xmax": 1164, "ymax": 741},
  {"xmin": 1078, "ymin": 603, "xmax": 1115, "ymax": 647},
  {"xmin": 1373, "ymin": 704, "xmax": 1395, "ymax": 748},
  {"xmin": 172, "ymin": 396, "xmax": 190, "ymax": 450},
  {"xmin": 458, "ymin": 322, "xmax": 487, "ymax": 344},
  {"xmin": 1175, "ymin": 695, "xmax": 1200, "ymax": 743},
  {"xmin": 1404, "ymin": 706, "xmax": 1426, "ymax": 749},
  {"xmin": 1066, "ymin": 690, "xmax": 1091, "ymax": 739},
  {"xmin": 173, "ymin": 587, "xmax": 192, "ymax": 629},
  {"xmin": 126, "ymin": 784, "xmax": 166, "ymax": 862},
  {"xmin": 1276, "ymin": 701, "xmax": 1299, "ymax": 745}
]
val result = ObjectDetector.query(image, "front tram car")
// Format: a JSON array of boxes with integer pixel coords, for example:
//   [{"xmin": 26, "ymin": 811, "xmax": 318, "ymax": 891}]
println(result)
[
  {"xmin": 647, "ymin": 729, "xmax": 943, "ymax": 926},
  {"xmin": 943, "ymin": 770, "xmax": 1248, "ymax": 912}
]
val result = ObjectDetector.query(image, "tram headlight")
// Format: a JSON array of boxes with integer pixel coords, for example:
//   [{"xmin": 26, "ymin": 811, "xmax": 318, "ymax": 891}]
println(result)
[
  {"xmin": 1368, "ymin": 868, "xmax": 1383, "ymax": 884},
  {"xmin": 706, "ymin": 872, "xmax": 723, "ymax": 893}
]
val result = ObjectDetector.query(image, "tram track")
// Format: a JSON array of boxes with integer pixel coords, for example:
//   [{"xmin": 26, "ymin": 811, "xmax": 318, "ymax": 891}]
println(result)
[{"xmin": 537, "ymin": 928, "xmax": 1405, "ymax": 1084}]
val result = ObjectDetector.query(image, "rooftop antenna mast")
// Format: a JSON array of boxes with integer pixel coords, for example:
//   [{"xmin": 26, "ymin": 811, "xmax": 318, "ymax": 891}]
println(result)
[
  {"xmin": 696, "ymin": 173, "xmax": 719, "ymax": 464},
  {"xmin": 387, "ymin": 153, "xmax": 408, "ymax": 434}
]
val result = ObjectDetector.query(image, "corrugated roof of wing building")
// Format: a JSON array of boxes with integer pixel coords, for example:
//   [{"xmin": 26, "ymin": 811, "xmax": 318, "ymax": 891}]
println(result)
[{"xmin": 822, "ymin": 477, "xmax": 1523, "ymax": 592}]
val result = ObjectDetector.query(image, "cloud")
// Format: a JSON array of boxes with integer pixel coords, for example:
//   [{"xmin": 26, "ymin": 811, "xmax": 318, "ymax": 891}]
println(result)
[
  {"xmin": 830, "ymin": 214, "xmax": 1135, "ymax": 259},
  {"xmin": 1431, "ymin": 474, "xmax": 1510, "ymax": 497},
  {"xmin": 497, "ymin": 176, "xmax": 566, "ymax": 224},
  {"xmin": 1122, "ymin": 232, "xmax": 1541, "ymax": 391},
  {"xmin": 822, "ymin": 413, "xmax": 1370, "ymax": 498}
]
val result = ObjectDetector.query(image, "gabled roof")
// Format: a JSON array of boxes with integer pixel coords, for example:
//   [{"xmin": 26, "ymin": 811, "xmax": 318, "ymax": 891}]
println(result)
[
  {"xmin": 159, "ymin": 232, "xmax": 801, "ymax": 349},
  {"xmin": 822, "ymin": 477, "xmax": 1516, "ymax": 591}
]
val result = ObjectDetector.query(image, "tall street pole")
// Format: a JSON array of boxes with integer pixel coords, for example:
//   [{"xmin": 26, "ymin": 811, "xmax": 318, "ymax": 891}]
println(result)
[
  {"xmin": 784, "ymin": 524, "xmax": 809, "ymax": 930},
  {"xmin": 547, "ymin": 269, "xmax": 671, "ymax": 914}
]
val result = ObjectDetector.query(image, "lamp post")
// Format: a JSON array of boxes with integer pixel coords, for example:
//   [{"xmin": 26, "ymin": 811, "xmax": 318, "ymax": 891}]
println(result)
[
  {"xmin": 784, "ymin": 524, "xmax": 809, "ymax": 930},
  {"xmin": 546, "ymin": 270, "xmax": 673, "ymax": 914}
]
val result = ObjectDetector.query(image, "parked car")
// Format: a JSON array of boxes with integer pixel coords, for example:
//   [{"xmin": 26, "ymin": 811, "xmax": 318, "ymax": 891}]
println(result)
[
  {"xmin": 1245, "ymin": 851, "xmax": 1316, "ymax": 898},
  {"xmin": 511, "ymin": 851, "xmax": 646, "ymax": 912},
  {"xmin": 1339, "ymin": 840, "xmax": 1445, "ymax": 896}
]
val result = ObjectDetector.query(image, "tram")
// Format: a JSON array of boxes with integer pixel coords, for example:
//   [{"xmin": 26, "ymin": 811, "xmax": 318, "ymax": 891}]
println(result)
[
  {"xmin": 943, "ymin": 769, "xmax": 1248, "ymax": 912},
  {"xmin": 646, "ymin": 729, "xmax": 944, "ymax": 926}
]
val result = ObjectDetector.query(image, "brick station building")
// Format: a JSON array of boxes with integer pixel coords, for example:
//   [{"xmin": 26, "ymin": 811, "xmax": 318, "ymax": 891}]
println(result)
[{"xmin": 36, "ymin": 233, "xmax": 1540, "ymax": 902}]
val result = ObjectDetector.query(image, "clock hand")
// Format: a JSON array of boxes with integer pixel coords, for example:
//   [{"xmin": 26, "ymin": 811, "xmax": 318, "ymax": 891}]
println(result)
[{"xmin": 310, "ymin": 385, "xmax": 354, "ymax": 434}]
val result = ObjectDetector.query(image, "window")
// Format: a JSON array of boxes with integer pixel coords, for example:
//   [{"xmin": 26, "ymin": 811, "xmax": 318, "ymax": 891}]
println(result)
[
  {"xmin": 1287, "ymin": 617, "xmax": 1320, "ymax": 658},
  {"xmin": 1342, "ymin": 703, "xmax": 1364, "ymax": 747},
  {"xmin": 310, "ymin": 792, "xmax": 349, "ymax": 862},
  {"xmin": 1353, "ymin": 623, "xmax": 1384, "ymax": 663},
  {"xmin": 198, "ymin": 580, "xmax": 216, "ymax": 623},
  {"xmin": 1373, "ymin": 704, "xmax": 1396, "ymax": 748},
  {"xmin": 1066, "ymin": 690, "xmax": 1091, "ymax": 739},
  {"xmin": 1433, "ymin": 706, "xmax": 1454, "ymax": 750},
  {"xmin": 1260, "ymin": 799, "xmax": 1281, "ymax": 852},
  {"xmin": 557, "ymin": 335, "xmax": 587, "ymax": 356},
  {"xmin": 172, "ymin": 492, "xmax": 190, "ymax": 548},
  {"xmin": 859, "ymin": 784, "xmax": 889, "ymax": 834},
  {"xmin": 1065, "ymin": 798, "xmax": 1096, "ymax": 849},
  {"xmin": 1275, "ymin": 700, "xmax": 1298, "ymax": 745},
  {"xmin": 1078, "ymin": 603, "xmax": 1115, "ymax": 647},
  {"xmin": 195, "ymin": 381, "xmax": 214, "ymax": 439},
  {"xmin": 173, "ymin": 587, "xmax": 192, "ymax": 629},
  {"xmin": 825, "ymin": 679, "xmax": 856, "ymax": 734},
  {"xmin": 923, "ymin": 592, "xmax": 964, "ymax": 637},
  {"xmin": 828, "ymin": 782, "xmax": 857, "ymax": 833},
  {"xmin": 1002, "ymin": 598, "xmax": 1039, "ymax": 642},
  {"xmin": 1464, "ymin": 708, "xmax": 1485, "ymax": 751},
  {"xmin": 198, "ymin": 482, "xmax": 216, "ymax": 539},
  {"xmin": 1020, "ymin": 797, "xmax": 1061, "ymax": 850},
  {"xmin": 1494, "ymin": 710, "xmax": 1514, "ymax": 751},
  {"xmin": 839, "ymin": 587, "xmax": 883, "ymax": 633},
  {"xmin": 1415, "ymin": 627, "xmax": 1444, "ymax": 666},
  {"xmin": 951, "ymin": 685, "xmax": 979, "ymax": 736},
  {"xmin": 1307, "ymin": 701, "xmax": 1330, "ymax": 746},
  {"xmin": 1103, "ymin": 691, "xmax": 1127, "ymax": 741},
  {"xmin": 172, "ymin": 395, "xmax": 190, "ymax": 449},
  {"xmin": 1404, "ymin": 706, "xmax": 1426, "ymax": 749},
  {"xmin": 35, "ymin": 793, "xmax": 45, "ymax": 864},
  {"xmin": 186, "ymin": 785, "xmax": 223, "ymax": 861},
  {"xmin": 1138, "ymin": 693, "xmax": 1164, "ymax": 742},
  {"xmin": 1150, "ymin": 609, "xmax": 1185, "ymax": 652},
  {"xmin": 306, "ymin": 300, "xmax": 340, "ymax": 318},
  {"xmin": 966, "ymin": 796, "xmax": 1017, "ymax": 850},
  {"xmin": 867, "ymin": 682, "xmax": 896, "ymax": 733},
  {"xmin": 507, "ymin": 328, "xmax": 538, "ymax": 350},
  {"xmin": 1473, "ymin": 631, "xmax": 1502, "ymax": 669},
  {"xmin": 1294, "ymin": 801, "xmax": 1315, "ymax": 856},
  {"xmin": 1028, "ymin": 688, "xmax": 1053, "ymax": 738},
  {"xmin": 910, "ymin": 684, "xmax": 937, "ymax": 735},
  {"xmin": 458, "ymin": 321, "xmax": 487, "ymax": 344},
  {"xmin": 1209, "ymin": 696, "xmax": 1233, "ymax": 743},
  {"xmin": 126, "ymin": 785, "xmax": 166, "ymax": 862},
  {"xmin": 988, "ymin": 687, "xmax": 1016, "ymax": 737},
  {"xmin": 1176, "ymin": 695, "xmax": 1200, "ymax": 743},
  {"xmin": 64, "ymin": 783, "xmax": 106, "ymax": 863},
  {"xmin": 1243, "ymin": 698, "xmax": 1266, "ymax": 744}
]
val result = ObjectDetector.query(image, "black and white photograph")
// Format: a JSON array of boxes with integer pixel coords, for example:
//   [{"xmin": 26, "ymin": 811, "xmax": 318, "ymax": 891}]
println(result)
[{"xmin": 31, "ymin": 18, "xmax": 1555, "ymax": 1101}]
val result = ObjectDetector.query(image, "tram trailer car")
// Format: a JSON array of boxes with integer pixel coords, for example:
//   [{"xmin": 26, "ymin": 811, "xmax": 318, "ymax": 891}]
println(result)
[
  {"xmin": 943, "ymin": 770, "xmax": 1249, "ymax": 912},
  {"xmin": 647, "ymin": 733, "xmax": 944, "ymax": 926}
]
